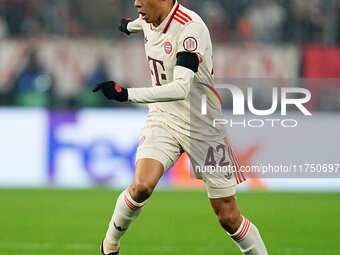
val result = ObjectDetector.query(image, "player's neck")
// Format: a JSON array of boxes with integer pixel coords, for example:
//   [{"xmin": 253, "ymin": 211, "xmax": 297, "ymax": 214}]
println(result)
[{"xmin": 153, "ymin": 1, "xmax": 175, "ymax": 27}]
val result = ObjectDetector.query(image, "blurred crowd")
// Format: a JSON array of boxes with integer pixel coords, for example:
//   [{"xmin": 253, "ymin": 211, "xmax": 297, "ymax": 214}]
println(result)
[
  {"xmin": 0, "ymin": 46, "xmax": 122, "ymax": 109},
  {"xmin": 0, "ymin": 0, "xmax": 340, "ymax": 111},
  {"xmin": 0, "ymin": 0, "xmax": 340, "ymax": 44},
  {"xmin": 0, "ymin": 44, "xmax": 339, "ymax": 112}
]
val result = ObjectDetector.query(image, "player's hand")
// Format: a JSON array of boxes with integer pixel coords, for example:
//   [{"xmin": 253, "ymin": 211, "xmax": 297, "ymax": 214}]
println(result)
[
  {"xmin": 93, "ymin": 81, "xmax": 128, "ymax": 102},
  {"xmin": 119, "ymin": 18, "xmax": 132, "ymax": 35}
]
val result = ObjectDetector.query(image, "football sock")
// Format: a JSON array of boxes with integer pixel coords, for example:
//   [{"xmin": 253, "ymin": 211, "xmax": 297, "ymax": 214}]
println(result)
[
  {"xmin": 228, "ymin": 216, "xmax": 268, "ymax": 255},
  {"xmin": 104, "ymin": 189, "xmax": 146, "ymax": 253}
]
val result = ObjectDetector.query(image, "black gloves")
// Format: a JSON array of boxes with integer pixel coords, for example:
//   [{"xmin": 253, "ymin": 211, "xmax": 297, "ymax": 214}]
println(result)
[
  {"xmin": 93, "ymin": 81, "xmax": 128, "ymax": 102},
  {"xmin": 119, "ymin": 18, "xmax": 132, "ymax": 35}
]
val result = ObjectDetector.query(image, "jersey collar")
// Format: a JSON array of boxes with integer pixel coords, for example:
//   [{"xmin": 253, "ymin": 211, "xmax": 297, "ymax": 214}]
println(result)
[{"xmin": 151, "ymin": 1, "xmax": 180, "ymax": 33}]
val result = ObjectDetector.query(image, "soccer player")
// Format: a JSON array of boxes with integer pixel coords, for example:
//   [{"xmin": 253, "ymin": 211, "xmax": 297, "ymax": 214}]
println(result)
[{"xmin": 93, "ymin": 0, "xmax": 268, "ymax": 254}]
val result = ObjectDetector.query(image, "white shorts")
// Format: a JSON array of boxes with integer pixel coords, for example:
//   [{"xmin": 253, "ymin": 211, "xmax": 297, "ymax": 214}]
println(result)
[{"xmin": 135, "ymin": 121, "xmax": 245, "ymax": 198}]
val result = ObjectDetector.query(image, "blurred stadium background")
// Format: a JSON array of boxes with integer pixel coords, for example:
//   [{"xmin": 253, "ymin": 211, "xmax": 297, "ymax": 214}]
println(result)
[
  {"xmin": 0, "ymin": 0, "xmax": 339, "ymax": 189},
  {"xmin": 0, "ymin": 1, "xmax": 339, "ymax": 254},
  {"xmin": 0, "ymin": 0, "xmax": 340, "ymax": 109}
]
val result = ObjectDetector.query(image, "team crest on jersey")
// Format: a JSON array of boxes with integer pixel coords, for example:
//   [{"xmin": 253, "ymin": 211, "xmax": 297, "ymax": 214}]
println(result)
[
  {"xmin": 164, "ymin": 41, "xmax": 173, "ymax": 54},
  {"xmin": 183, "ymin": 37, "xmax": 198, "ymax": 52}
]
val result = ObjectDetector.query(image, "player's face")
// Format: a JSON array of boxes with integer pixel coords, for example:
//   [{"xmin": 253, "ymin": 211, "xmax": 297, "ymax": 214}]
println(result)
[{"xmin": 134, "ymin": 0, "xmax": 168, "ymax": 25}]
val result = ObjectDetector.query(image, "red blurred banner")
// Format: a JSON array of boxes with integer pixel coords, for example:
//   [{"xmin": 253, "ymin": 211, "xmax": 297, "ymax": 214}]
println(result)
[
  {"xmin": 303, "ymin": 45, "xmax": 340, "ymax": 111},
  {"xmin": 303, "ymin": 45, "xmax": 340, "ymax": 78}
]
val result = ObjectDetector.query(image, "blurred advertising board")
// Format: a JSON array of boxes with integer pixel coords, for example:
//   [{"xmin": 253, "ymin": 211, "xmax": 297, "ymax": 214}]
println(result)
[
  {"xmin": 0, "ymin": 108, "xmax": 339, "ymax": 191},
  {"xmin": 47, "ymin": 109, "xmax": 144, "ymax": 188},
  {"xmin": 0, "ymin": 108, "xmax": 47, "ymax": 187}
]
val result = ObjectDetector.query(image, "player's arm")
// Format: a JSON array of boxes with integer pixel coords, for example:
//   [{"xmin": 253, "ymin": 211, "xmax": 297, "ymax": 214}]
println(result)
[
  {"xmin": 119, "ymin": 17, "xmax": 143, "ymax": 35},
  {"xmin": 93, "ymin": 52, "xmax": 199, "ymax": 103},
  {"xmin": 95, "ymin": 22, "xmax": 204, "ymax": 103},
  {"xmin": 125, "ymin": 22, "xmax": 207, "ymax": 103},
  {"xmin": 128, "ymin": 52, "xmax": 199, "ymax": 103}
]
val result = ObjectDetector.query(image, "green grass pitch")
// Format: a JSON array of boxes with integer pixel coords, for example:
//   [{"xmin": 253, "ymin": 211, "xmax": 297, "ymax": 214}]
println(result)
[{"xmin": 0, "ymin": 189, "xmax": 339, "ymax": 255}]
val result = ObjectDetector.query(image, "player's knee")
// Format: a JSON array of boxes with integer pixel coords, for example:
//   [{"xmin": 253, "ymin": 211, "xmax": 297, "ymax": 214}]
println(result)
[
  {"xmin": 217, "ymin": 211, "xmax": 234, "ymax": 226},
  {"xmin": 217, "ymin": 210, "xmax": 240, "ymax": 233},
  {"xmin": 130, "ymin": 182, "xmax": 154, "ymax": 202}
]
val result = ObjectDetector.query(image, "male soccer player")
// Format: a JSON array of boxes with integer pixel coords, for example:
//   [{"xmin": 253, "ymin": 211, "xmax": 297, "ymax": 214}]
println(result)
[{"xmin": 93, "ymin": 0, "xmax": 268, "ymax": 254}]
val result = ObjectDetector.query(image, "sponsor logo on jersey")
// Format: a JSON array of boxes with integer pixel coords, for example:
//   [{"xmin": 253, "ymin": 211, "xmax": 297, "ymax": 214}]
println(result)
[
  {"xmin": 164, "ymin": 41, "xmax": 173, "ymax": 54},
  {"xmin": 183, "ymin": 37, "xmax": 198, "ymax": 52}
]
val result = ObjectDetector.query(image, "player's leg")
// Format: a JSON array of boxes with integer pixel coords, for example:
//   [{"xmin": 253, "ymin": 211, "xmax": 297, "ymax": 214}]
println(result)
[
  {"xmin": 129, "ymin": 158, "xmax": 164, "ymax": 202},
  {"xmin": 209, "ymin": 195, "xmax": 268, "ymax": 255},
  {"xmin": 186, "ymin": 135, "xmax": 268, "ymax": 255},
  {"xmin": 103, "ymin": 158, "xmax": 164, "ymax": 254},
  {"xmin": 102, "ymin": 123, "xmax": 182, "ymax": 254}
]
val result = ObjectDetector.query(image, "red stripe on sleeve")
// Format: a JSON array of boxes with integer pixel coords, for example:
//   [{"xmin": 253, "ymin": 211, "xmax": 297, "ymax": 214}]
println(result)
[
  {"xmin": 195, "ymin": 53, "xmax": 200, "ymax": 64},
  {"xmin": 175, "ymin": 12, "xmax": 189, "ymax": 23},
  {"xmin": 177, "ymin": 9, "xmax": 192, "ymax": 21},
  {"xmin": 173, "ymin": 16, "xmax": 185, "ymax": 25}
]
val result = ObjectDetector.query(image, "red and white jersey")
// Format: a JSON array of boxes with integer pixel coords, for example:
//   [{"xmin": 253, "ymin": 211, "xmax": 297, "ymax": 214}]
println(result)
[{"xmin": 127, "ymin": 1, "xmax": 224, "ymax": 139}]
